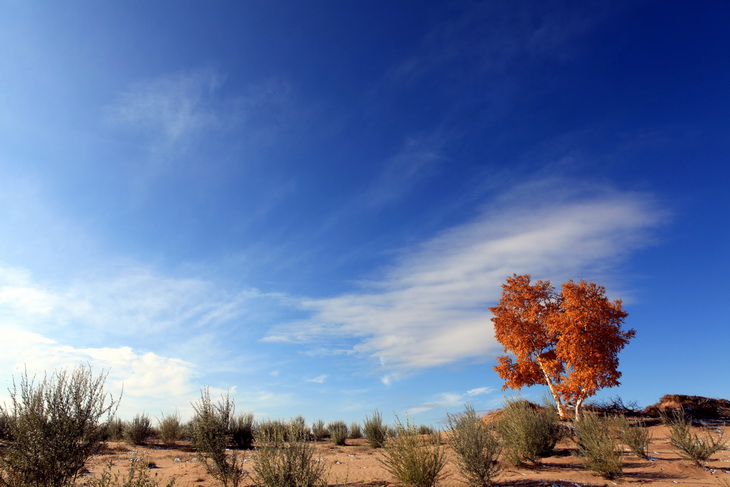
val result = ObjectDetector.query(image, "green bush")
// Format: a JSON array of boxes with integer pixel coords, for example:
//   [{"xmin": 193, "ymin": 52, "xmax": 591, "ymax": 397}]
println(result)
[
  {"xmin": 364, "ymin": 409, "xmax": 388, "ymax": 448},
  {"xmin": 158, "ymin": 412, "xmax": 184, "ymax": 445},
  {"xmin": 311, "ymin": 419, "xmax": 329, "ymax": 440},
  {"xmin": 617, "ymin": 416, "xmax": 652, "ymax": 459},
  {"xmin": 105, "ymin": 417, "xmax": 125, "ymax": 441},
  {"xmin": 573, "ymin": 413, "xmax": 623, "ymax": 479},
  {"xmin": 125, "ymin": 414, "xmax": 153, "ymax": 445},
  {"xmin": 446, "ymin": 404, "xmax": 501, "ymax": 487},
  {"xmin": 328, "ymin": 421, "xmax": 348, "ymax": 446},
  {"xmin": 289, "ymin": 415, "xmax": 310, "ymax": 442},
  {"xmin": 495, "ymin": 399, "xmax": 562, "ymax": 465},
  {"xmin": 0, "ymin": 411, "xmax": 12, "ymax": 441},
  {"xmin": 349, "ymin": 421, "xmax": 362, "ymax": 439},
  {"xmin": 191, "ymin": 388, "xmax": 245, "ymax": 487},
  {"xmin": 230, "ymin": 412, "xmax": 255, "ymax": 449},
  {"xmin": 662, "ymin": 408, "xmax": 727, "ymax": 466},
  {"xmin": 181, "ymin": 420, "xmax": 194, "ymax": 441},
  {"xmin": 251, "ymin": 436, "xmax": 328, "ymax": 487},
  {"xmin": 379, "ymin": 416, "xmax": 447, "ymax": 487},
  {"xmin": 0, "ymin": 365, "xmax": 119, "ymax": 487},
  {"xmin": 257, "ymin": 419, "xmax": 290, "ymax": 444}
]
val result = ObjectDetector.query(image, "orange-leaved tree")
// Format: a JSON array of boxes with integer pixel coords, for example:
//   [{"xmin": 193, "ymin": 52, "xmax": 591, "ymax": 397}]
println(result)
[{"xmin": 490, "ymin": 274, "xmax": 635, "ymax": 420}]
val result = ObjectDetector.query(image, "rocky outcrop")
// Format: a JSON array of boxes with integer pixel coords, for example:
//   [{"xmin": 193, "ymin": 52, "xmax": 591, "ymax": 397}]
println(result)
[{"xmin": 644, "ymin": 394, "xmax": 730, "ymax": 419}]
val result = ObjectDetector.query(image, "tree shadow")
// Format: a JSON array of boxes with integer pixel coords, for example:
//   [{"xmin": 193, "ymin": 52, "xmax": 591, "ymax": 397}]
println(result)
[{"xmin": 620, "ymin": 470, "xmax": 682, "ymax": 482}]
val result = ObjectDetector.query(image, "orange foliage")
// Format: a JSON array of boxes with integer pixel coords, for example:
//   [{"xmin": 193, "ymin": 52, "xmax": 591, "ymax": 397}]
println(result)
[{"xmin": 490, "ymin": 274, "xmax": 635, "ymax": 420}]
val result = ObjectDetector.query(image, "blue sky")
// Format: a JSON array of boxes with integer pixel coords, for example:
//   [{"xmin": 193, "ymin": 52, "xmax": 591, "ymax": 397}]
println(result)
[{"xmin": 0, "ymin": 1, "xmax": 728, "ymax": 425}]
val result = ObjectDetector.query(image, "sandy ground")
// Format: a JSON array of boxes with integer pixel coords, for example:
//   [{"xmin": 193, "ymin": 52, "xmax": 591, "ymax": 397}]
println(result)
[{"xmin": 82, "ymin": 422, "xmax": 730, "ymax": 487}]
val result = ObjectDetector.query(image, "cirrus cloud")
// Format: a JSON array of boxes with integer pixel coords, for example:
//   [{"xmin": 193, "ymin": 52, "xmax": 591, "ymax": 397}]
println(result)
[{"xmin": 265, "ymin": 179, "xmax": 667, "ymax": 376}]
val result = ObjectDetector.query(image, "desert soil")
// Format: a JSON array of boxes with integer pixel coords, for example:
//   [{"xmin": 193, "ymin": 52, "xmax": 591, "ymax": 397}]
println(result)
[{"xmin": 83, "ymin": 422, "xmax": 730, "ymax": 487}]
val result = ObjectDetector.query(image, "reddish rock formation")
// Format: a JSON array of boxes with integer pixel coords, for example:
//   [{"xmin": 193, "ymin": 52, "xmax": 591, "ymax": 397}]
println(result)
[{"xmin": 644, "ymin": 394, "xmax": 730, "ymax": 419}]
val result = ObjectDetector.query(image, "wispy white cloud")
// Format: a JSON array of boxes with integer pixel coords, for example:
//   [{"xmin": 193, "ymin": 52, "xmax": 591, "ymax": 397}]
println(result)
[
  {"xmin": 387, "ymin": 2, "xmax": 617, "ymax": 85},
  {"xmin": 65, "ymin": 270, "xmax": 260, "ymax": 336},
  {"xmin": 266, "ymin": 179, "xmax": 666, "ymax": 374},
  {"xmin": 381, "ymin": 375, "xmax": 393, "ymax": 386},
  {"xmin": 107, "ymin": 68, "xmax": 222, "ymax": 151},
  {"xmin": 107, "ymin": 70, "xmax": 296, "ymax": 158},
  {"xmin": 0, "ymin": 265, "xmax": 262, "ymax": 339},
  {"xmin": 408, "ymin": 386, "xmax": 495, "ymax": 415},
  {"xmin": 466, "ymin": 387, "xmax": 493, "ymax": 396},
  {"xmin": 306, "ymin": 374, "xmax": 328, "ymax": 384},
  {"xmin": 365, "ymin": 133, "xmax": 447, "ymax": 207},
  {"xmin": 105, "ymin": 69, "xmax": 300, "ymax": 200}
]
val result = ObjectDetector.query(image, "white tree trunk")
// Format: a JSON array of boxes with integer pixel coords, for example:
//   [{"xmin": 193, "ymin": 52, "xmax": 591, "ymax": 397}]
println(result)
[
  {"xmin": 537, "ymin": 360, "xmax": 568, "ymax": 420},
  {"xmin": 574, "ymin": 394, "xmax": 586, "ymax": 422}
]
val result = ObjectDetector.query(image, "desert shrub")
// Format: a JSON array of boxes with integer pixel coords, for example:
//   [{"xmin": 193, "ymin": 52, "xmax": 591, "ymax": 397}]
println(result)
[
  {"xmin": 158, "ymin": 412, "xmax": 184, "ymax": 445},
  {"xmin": 230, "ymin": 412, "xmax": 255, "ymax": 449},
  {"xmin": 191, "ymin": 388, "xmax": 245, "ymax": 487},
  {"xmin": 379, "ymin": 416, "xmax": 447, "ymax": 487},
  {"xmin": 0, "ymin": 411, "xmax": 12, "ymax": 441},
  {"xmin": 81, "ymin": 457, "xmax": 175, "ymax": 487},
  {"xmin": 495, "ymin": 399, "xmax": 562, "ymax": 465},
  {"xmin": 586, "ymin": 396, "xmax": 640, "ymax": 416},
  {"xmin": 364, "ymin": 409, "xmax": 388, "ymax": 448},
  {"xmin": 617, "ymin": 416, "xmax": 652, "ymax": 459},
  {"xmin": 661, "ymin": 408, "xmax": 727, "ymax": 466},
  {"xmin": 311, "ymin": 419, "xmax": 329, "ymax": 440},
  {"xmin": 125, "ymin": 413, "xmax": 153, "ymax": 445},
  {"xmin": 252, "ymin": 435, "xmax": 327, "ymax": 487},
  {"xmin": 257, "ymin": 419, "xmax": 290, "ymax": 444},
  {"xmin": 0, "ymin": 365, "xmax": 119, "ymax": 487},
  {"xmin": 184, "ymin": 421, "xmax": 194, "ymax": 440},
  {"xmin": 349, "ymin": 421, "xmax": 362, "ymax": 439},
  {"xmin": 181, "ymin": 420, "xmax": 194, "ymax": 441},
  {"xmin": 447, "ymin": 404, "xmax": 501, "ymax": 487},
  {"xmin": 328, "ymin": 421, "xmax": 348, "ymax": 446},
  {"xmin": 573, "ymin": 413, "xmax": 623, "ymax": 479},
  {"xmin": 418, "ymin": 425, "xmax": 435, "ymax": 435},
  {"xmin": 289, "ymin": 415, "xmax": 310, "ymax": 442},
  {"xmin": 104, "ymin": 417, "xmax": 125, "ymax": 441}
]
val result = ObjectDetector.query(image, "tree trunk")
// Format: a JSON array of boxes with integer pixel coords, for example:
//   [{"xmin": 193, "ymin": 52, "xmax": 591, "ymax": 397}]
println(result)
[
  {"xmin": 537, "ymin": 359, "xmax": 568, "ymax": 420},
  {"xmin": 574, "ymin": 394, "xmax": 586, "ymax": 422}
]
